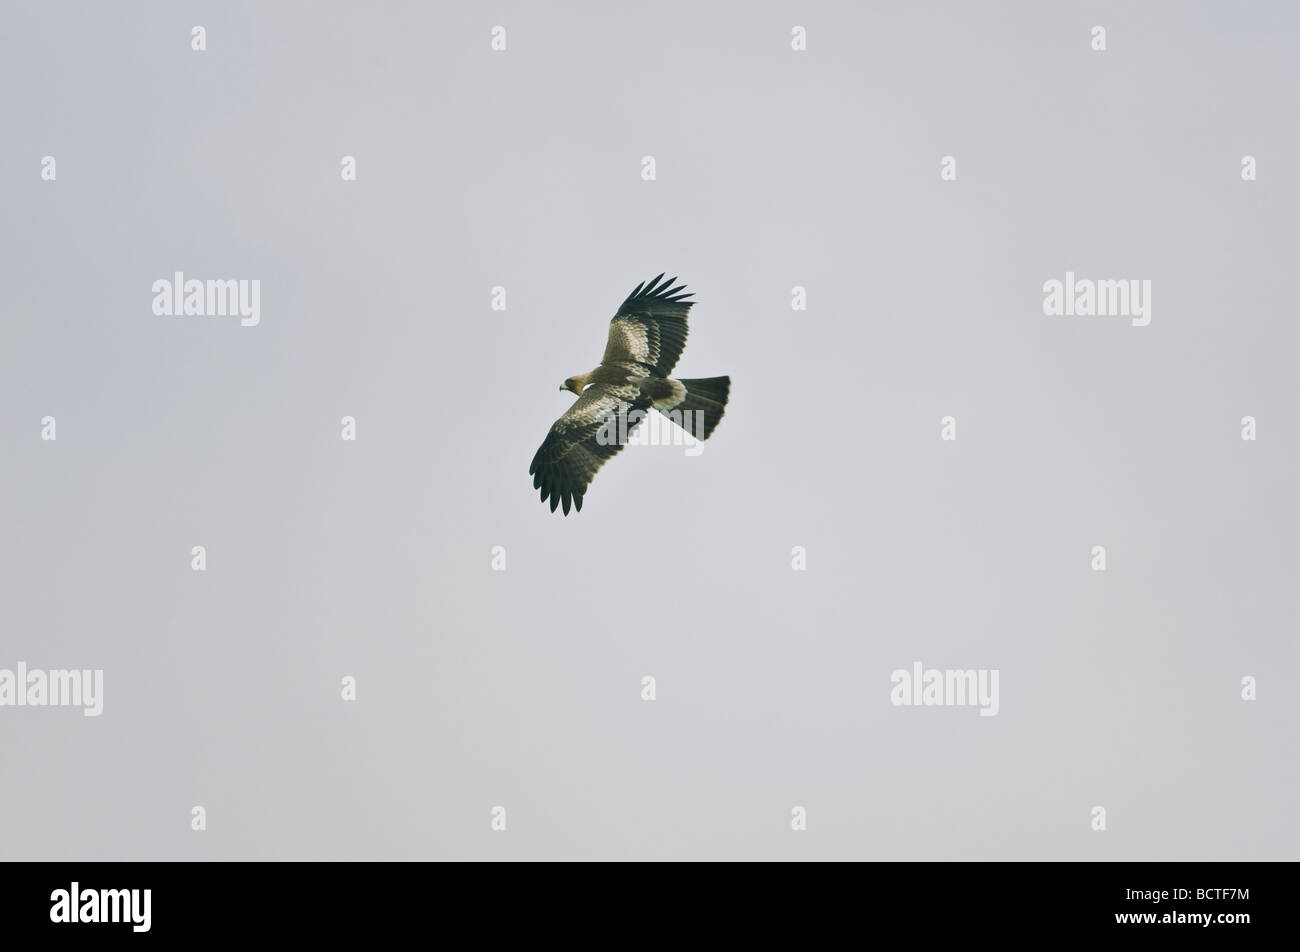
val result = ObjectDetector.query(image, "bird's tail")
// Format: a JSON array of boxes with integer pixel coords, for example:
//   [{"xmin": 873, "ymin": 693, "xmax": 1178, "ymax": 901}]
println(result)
[{"xmin": 662, "ymin": 376, "xmax": 730, "ymax": 440}]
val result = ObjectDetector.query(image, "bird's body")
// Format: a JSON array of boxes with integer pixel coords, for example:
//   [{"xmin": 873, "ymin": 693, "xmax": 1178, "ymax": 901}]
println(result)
[{"xmin": 529, "ymin": 275, "xmax": 731, "ymax": 515}]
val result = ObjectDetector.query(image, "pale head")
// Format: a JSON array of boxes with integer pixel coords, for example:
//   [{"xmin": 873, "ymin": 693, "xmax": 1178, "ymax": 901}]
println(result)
[{"xmin": 560, "ymin": 372, "xmax": 591, "ymax": 396}]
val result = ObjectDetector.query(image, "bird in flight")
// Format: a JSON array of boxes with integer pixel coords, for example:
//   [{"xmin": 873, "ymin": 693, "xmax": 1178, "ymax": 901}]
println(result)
[{"xmin": 529, "ymin": 274, "xmax": 731, "ymax": 515}]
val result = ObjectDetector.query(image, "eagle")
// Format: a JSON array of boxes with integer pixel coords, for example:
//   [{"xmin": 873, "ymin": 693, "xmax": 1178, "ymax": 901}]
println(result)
[{"xmin": 529, "ymin": 274, "xmax": 731, "ymax": 515}]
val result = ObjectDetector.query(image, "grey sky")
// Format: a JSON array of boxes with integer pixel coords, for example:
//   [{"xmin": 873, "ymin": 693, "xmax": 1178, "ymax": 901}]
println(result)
[{"xmin": 1, "ymin": 1, "xmax": 1296, "ymax": 860}]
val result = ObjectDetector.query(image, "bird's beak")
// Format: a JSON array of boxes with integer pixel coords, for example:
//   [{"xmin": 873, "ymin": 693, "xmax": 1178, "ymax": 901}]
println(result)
[{"xmin": 559, "ymin": 385, "xmax": 565, "ymax": 392}]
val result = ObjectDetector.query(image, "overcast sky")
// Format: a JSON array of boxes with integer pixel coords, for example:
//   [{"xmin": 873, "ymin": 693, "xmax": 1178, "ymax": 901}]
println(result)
[{"xmin": 1, "ymin": 0, "xmax": 1296, "ymax": 860}]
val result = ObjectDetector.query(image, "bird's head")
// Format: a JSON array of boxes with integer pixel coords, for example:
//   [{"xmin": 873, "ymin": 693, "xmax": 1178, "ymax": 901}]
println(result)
[{"xmin": 560, "ymin": 374, "xmax": 589, "ymax": 397}]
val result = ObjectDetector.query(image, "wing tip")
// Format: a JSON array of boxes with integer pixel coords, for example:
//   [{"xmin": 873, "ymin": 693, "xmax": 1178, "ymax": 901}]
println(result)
[
  {"xmin": 622, "ymin": 273, "xmax": 694, "ymax": 309},
  {"xmin": 532, "ymin": 462, "xmax": 588, "ymax": 516}
]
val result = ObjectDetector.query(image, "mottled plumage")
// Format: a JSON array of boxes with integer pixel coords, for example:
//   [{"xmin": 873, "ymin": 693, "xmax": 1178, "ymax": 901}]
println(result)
[{"xmin": 529, "ymin": 275, "xmax": 731, "ymax": 515}]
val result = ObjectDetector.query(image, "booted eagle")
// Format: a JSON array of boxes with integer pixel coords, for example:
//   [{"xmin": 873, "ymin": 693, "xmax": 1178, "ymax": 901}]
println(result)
[{"xmin": 529, "ymin": 274, "xmax": 731, "ymax": 515}]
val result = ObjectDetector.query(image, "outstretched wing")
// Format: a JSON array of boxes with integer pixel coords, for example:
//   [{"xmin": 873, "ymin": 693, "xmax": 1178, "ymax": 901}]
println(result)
[
  {"xmin": 529, "ymin": 383, "xmax": 651, "ymax": 515},
  {"xmin": 601, "ymin": 274, "xmax": 694, "ymax": 378}
]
